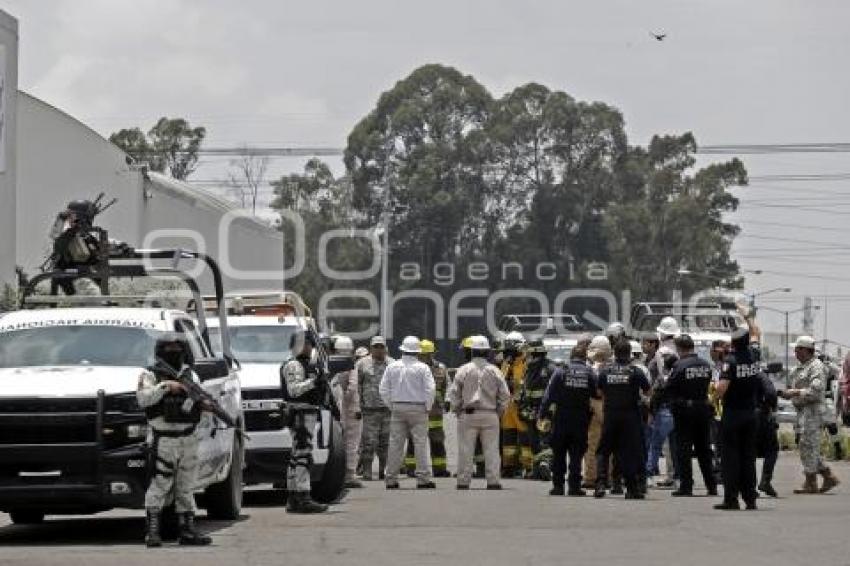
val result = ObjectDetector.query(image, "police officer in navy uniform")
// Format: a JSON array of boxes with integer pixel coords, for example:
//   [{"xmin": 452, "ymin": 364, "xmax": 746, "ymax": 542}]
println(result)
[
  {"xmin": 667, "ymin": 334, "xmax": 718, "ymax": 497},
  {"xmin": 713, "ymin": 328, "xmax": 761, "ymax": 510},
  {"xmin": 538, "ymin": 342, "xmax": 598, "ymax": 496},
  {"xmin": 594, "ymin": 339, "xmax": 651, "ymax": 499}
]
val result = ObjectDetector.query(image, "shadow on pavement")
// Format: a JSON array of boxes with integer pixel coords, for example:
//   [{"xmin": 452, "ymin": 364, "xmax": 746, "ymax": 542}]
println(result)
[
  {"xmin": 242, "ymin": 488, "xmax": 288, "ymax": 508},
  {"xmin": 0, "ymin": 513, "xmax": 239, "ymax": 546}
]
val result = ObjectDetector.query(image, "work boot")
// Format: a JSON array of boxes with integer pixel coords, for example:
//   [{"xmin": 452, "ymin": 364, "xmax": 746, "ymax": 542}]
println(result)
[
  {"xmin": 706, "ymin": 484, "xmax": 719, "ymax": 497},
  {"xmin": 624, "ymin": 490, "xmax": 645, "ymax": 500},
  {"xmin": 793, "ymin": 473, "xmax": 819, "ymax": 494},
  {"xmin": 671, "ymin": 488, "xmax": 693, "ymax": 497},
  {"xmin": 744, "ymin": 500, "xmax": 758, "ymax": 511},
  {"xmin": 417, "ymin": 481, "xmax": 436, "ymax": 489},
  {"xmin": 758, "ymin": 478, "xmax": 777, "ymax": 498},
  {"xmin": 593, "ymin": 483, "xmax": 606, "ymax": 499},
  {"xmin": 286, "ymin": 492, "xmax": 328, "ymax": 514},
  {"xmin": 713, "ymin": 500, "xmax": 741, "ymax": 511},
  {"xmin": 144, "ymin": 508, "xmax": 162, "ymax": 548},
  {"xmin": 819, "ymin": 468, "xmax": 841, "ymax": 493},
  {"xmin": 549, "ymin": 484, "xmax": 565, "ymax": 496},
  {"xmin": 611, "ymin": 482, "xmax": 624, "ymax": 496},
  {"xmin": 433, "ymin": 469, "xmax": 451, "ymax": 478},
  {"xmin": 486, "ymin": 483, "xmax": 503, "ymax": 490},
  {"xmin": 385, "ymin": 481, "xmax": 400, "ymax": 490},
  {"xmin": 178, "ymin": 512, "xmax": 212, "ymax": 546},
  {"xmin": 567, "ymin": 487, "xmax": 587, "ymax": 497}
]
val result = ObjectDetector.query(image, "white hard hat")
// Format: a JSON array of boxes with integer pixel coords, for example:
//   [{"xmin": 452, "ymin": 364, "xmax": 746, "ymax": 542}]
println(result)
[
  {"xmin": 470, "ymin": 335, "xmax": 491, "ymax": 351},
  {"xmin": 505, "ymin": 331, "xmax": 525, "ymax": 344},
  {"xmin": 656, "ymin": 316, "xmax": 681, "ymax": 337},
  {"xmin": 630, "ymin": 340, "xmax": 642, "ymax": 355},
  {"xmin": 354, "ymin": 346, "xmax": 369, "ymax": 359},
  {"xmin": 334, "ymin": 335, "xmax": 354, "ymax": 354},
  {"xmin": 605, "ymin": 322, "xmax": 626, "ymax": 338},
  {"xmin": 399, "ymin": 335, "xmax": 422, "ymax": 354},
  {"xmin": 795, "ymin": 335, "xmax": 816, "ymax": 350}
]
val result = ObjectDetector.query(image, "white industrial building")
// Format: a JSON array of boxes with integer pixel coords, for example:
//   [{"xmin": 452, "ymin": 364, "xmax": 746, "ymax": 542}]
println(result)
[{"xmin": 0, "ymin": 8, "xmax": 286, "ymax": 294}]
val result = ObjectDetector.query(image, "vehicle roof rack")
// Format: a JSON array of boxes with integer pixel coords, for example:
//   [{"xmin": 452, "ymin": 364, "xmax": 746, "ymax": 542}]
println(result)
[
  {"xmin": 20, "ymin": 248, "xmax": 233, "ymax": 357},
  {"xmin": 192, "ymin": 290, "xmax": 312, "ymax": 318}
]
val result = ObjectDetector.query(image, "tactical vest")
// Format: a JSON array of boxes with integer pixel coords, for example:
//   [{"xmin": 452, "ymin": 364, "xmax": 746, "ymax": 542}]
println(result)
[{"xmin": 144, "ymin": 372, "xmax": 202, "ymax": 424}]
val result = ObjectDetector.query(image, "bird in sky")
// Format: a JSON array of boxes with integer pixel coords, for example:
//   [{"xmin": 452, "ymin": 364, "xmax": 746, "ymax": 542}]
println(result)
[{"xmin": 650, "ymin": 31, "xmax": 667, "ymax": 41}]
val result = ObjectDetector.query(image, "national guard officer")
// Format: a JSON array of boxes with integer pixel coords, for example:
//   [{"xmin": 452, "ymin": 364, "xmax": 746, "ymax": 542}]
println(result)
[
  {"xmin": 594, "ymin": 338, "xmax": 650, "ymax": 499},
  {"xmin": 538, "ymin": 342, "xmax": 598, "ymax": 496},
  {"xmin": 782, "ymin": 336, "xmax": 841, "ymax": 494},
  {"xmin": 357, "ymin": 336, "xmax": 394, "ymax": 480},
  {"xmin": 281, "ymin": 331, "xmax": 329, "ymax": 513},
  {"xmin": 138, "ymin": 336, "xmax": 212, "ymax": 547},
  {"xmin": 667, "ymin": 334, "xmax": 718, "ymax": 497}
]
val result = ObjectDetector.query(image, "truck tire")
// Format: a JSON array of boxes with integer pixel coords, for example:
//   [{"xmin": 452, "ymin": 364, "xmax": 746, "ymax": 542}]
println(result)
[
  {"xmin": 9, "ymin": 510, "xmax": 45, "ymax": 524},
  {"xmin": 204, "ymin": 431, "xmax": 244, "ymax": 520},
  {"xmin": 311, "ymin": 419, "xmax": 346, "ymax": 504}
]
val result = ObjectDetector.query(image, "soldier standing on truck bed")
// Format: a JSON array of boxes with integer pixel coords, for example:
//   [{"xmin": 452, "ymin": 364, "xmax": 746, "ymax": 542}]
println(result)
[{"xmin": 138, "ymin": 336, "xmax": 213, "ymax": 547}]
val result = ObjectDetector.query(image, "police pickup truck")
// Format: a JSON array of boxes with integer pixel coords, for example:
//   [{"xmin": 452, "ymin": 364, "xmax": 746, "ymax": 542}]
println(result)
[
  {"xmin": 0, "ymin": 250, "xmax": 244, "ymax": 525},
  {"xmin": 204, "ymin": 292, "xmax": 348, "ymax": 504}
]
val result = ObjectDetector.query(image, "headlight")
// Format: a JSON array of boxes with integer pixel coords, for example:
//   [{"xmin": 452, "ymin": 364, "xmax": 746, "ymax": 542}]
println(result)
[{"xmin": 126, "ymin": 424, "xmax": 149, "ymax": 439}]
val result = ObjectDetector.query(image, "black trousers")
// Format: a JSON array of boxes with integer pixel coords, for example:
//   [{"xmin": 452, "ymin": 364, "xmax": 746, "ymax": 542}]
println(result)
[
  {"xmin": 673, "ymin": 406, "xmax": 716, "ymax": 492},
  {"xmin": 596, "ymin": 411, "xmax": 643, "ymax": 490},
  {"xmin": 550, "ymin": 419, "xmax": 589, "ymax": 490},
  {"xmin": 756, "ymin": 411, "xmax": 779, "ymax": 482},
  {"xmin": 720, "ymin": 409, "xmax": 758, "ymax": 504}
]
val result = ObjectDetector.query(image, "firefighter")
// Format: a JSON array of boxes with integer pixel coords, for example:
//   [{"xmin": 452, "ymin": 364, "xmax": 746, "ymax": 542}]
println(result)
[
  {"xmin": 519, "ymin": 339, "xmax": 555, "ymax": 480},
  {"xmin": 499, "ymin": 331, "xmax": 528, "ymax": 477}
]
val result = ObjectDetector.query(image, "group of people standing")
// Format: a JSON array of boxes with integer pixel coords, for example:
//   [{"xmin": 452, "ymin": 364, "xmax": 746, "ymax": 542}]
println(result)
[{"xmin": 329, "ymin": 312, "xmax": 841, "ymax": 509}]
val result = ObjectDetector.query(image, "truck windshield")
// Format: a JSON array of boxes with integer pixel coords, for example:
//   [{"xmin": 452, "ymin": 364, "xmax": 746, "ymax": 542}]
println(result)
[
  {"xmin": 208, "ymin": 326, "xmax": 294, "ymax": 364},
  {"xmin": 0, "ymin": 326, "xmax": 157, "ymax": 368}
]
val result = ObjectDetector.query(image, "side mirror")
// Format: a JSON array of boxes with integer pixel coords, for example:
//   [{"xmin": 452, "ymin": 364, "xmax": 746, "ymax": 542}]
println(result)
[
  {"xmin": 194, "ymin": 358, "xmax": 230, "ymax": 381},
  {"xmin": 766, "ymin": 362, "xmax": 784, "ymax": 374},
  {"xmin": 327, "ymin": 354, "xmax": 354, "ymax": 375}
]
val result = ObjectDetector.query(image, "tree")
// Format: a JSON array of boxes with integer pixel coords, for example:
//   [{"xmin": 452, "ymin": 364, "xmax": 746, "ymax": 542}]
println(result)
[
  {"xmin": 227, "ymin": 150, "xmax": 270, "ymax": 214},
  {"xmin": 109, "ymin": 117, "xmax": 206, "ymax": 180},
  {"xmin": 603, "ymin": 133, "xmax": 747, "ymax": 299}
]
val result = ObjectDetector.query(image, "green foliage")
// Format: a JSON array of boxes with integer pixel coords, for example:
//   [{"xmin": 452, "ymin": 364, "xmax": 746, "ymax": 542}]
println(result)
[
  {"xmin": 273, "ymin": 63, "xmax": 748, "ymax": 341},
  {"xmin": 109, "ymin": 117, "xmax": 206, "ymax": 180}
]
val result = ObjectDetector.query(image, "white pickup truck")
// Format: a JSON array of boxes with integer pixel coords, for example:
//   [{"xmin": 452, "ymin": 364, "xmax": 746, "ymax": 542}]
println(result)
[
  {"xmin": 205, "ymin": 292, "xmax": 348, "ymax": 504},
  {"xmin": 0, "ymin": 249, "xmax": 244, "ymax": 525}
]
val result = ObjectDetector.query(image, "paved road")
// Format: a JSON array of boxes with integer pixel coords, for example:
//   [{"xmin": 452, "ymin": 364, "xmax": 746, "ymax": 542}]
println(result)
[{"xmin": 1, "ymin": 453, "xmax": 847, "ymax": 566}]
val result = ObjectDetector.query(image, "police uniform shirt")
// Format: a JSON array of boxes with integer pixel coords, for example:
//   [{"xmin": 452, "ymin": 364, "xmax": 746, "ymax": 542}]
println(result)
[
  {"xmin": 667, "ymin": 354, "xmax": 713, "ymax": 403},
  {"xmin": 720, "ymin": 349, "xmax": 761, "ymax": 411},
  {"xmin": 543, "ymin": 360, "xmax": 597, "ymax": 420},
  {"xmin": 597, "ymin": 363, "xmax": 650, "ymax": 413}
]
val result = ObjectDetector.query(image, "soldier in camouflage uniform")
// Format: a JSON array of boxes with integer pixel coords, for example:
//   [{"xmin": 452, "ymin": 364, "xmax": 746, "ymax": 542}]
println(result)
[
  {"xmin": 783, "ymin": 336, "xmax": 841, "ymax": 494},
  {"xmin": 357, "ymin": 336, "xmax": 394, "ymax": 480},
  {"xmin": 138, "ymin": 336, "xmax": 212, "ymax": 547}
]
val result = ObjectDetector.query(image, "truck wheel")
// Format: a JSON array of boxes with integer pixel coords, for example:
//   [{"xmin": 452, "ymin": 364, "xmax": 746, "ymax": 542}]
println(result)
[
  {"xmin": 311, "ymin": 419, "xmax": 346, "ymax": 504},
  {"xmin": 9, "ymin": 510, "xmax": 45, "ymax": 524},
  {"xmin": 205, "ymin": 430, "xmax": 244, "ymax": 520}
]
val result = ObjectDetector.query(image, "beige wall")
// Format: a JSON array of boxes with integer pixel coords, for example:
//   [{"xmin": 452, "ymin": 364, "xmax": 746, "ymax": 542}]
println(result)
[
  {"xmin": 16, "ymin": 92, "xmax": 285, "ymax": 294},
  {"xmin": 0, "ymin": 11, "xmax": 17, "ymax": 286}
]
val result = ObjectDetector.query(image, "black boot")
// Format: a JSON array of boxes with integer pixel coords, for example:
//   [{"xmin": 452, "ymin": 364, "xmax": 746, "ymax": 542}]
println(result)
[
  {"xmin": 594, "ymin": 482, "xmax": 606, "ymax": 499},
  {"xmin": 611, "ymin": 479, "xmax": 624, "ymax": 495},
  {"xmin": 549, "ymin": 484, "xmax": 565, "ymax": 496},
  {"xmin": 178, "ymin": 512, "xmax": 212, "ymax": 546},
  {"xmin": 286, "ymin": 492, "xmax": 328, "ymax": 514},
  {"xmin": 145, "ymin": 508, "xmax": 162, "ymax": 548},
  {"xmin": 758, "ymin": 477, "xmax": 778, "ymax": 498}
]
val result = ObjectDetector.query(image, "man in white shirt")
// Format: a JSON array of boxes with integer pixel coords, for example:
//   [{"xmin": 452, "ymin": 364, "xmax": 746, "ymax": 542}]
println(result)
[{"xmin": 380, "ymin": 336, "xmax": 437, "ymax": 489}]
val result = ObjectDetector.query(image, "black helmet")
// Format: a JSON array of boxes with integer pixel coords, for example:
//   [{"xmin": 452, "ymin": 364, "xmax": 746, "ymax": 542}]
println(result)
[
  {"xmin": 66, "ymin": 199, "xmax": 96, "ymax": 223},
  {"xmin": 155, "ymin": 334, "xmax": 190, "ymax": 369}
]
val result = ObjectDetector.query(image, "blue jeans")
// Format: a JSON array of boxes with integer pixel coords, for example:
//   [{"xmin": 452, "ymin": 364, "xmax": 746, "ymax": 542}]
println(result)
[{"xmin": 647, "ymin": 408, "xmax": 674, "ymax": 476}]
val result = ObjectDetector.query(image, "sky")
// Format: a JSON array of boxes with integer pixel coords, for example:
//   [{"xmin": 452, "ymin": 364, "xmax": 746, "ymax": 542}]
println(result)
[{"xmin": 2, "ymin": 0, "xmax": 849, "ymax": 353}]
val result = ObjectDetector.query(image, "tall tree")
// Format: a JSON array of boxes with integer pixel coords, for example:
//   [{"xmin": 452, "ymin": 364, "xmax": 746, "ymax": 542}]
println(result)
[
  {"xmin": 603, "ymin": 133, "xmax": 747, "ymax": 299},
  {"xmin": 109, "ymin": 117, "xmax": 206, "ymax": 180}
]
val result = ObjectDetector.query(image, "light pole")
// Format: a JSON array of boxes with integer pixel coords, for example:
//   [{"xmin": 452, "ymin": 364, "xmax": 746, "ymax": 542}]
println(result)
[
  {"xmin": 748, "ymin": 286, "xmax": 792, "ymax": 310},
  {"xmin": 758, "ymin": 305, "xmax": 821, "ymax": 377}
]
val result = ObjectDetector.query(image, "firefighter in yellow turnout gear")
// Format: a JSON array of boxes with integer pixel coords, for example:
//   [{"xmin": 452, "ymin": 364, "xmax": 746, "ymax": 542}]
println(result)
[
  {"xmin": 499, "ymin": 332, "xmax": 530, "ymax": 477},
  {"xmin": 404, "ymin": 340, "xmax": 451, "ymax": 477}
]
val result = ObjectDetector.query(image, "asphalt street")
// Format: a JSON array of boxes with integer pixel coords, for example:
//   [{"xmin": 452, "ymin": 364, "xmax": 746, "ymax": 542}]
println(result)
[{"xmin": 0, "ymin": 452, "xmax": 847, "ymax": 566}]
